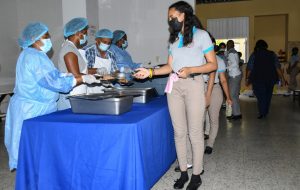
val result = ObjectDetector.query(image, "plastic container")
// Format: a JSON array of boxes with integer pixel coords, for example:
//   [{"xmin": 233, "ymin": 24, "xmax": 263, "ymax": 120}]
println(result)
[{"xmin": 226, "ymin": 103, "xmax": 232, "ymax": 117}]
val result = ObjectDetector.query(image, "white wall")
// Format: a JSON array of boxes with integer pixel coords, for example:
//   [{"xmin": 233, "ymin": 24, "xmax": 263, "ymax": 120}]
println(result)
[
  {"xmin": 0, "ymin": 0, "xmax": 19, "ymax": 86},
  {"xmin": 0, "ymin": 0, "xmax": 19, "ymax": 113},
  {"xmin": 97, "ymin": 0, "xmax": 195, "ymax": 65},
  {"xmin": 86, "ymin": 0, "xmax": 99, "ymax": 44},
  {"xmin": 62, "ymin": 0, "xmax": 87, "ymax": 25},
  {"xmin": 16, "ymin": 0, "xmax": 64, "ymax": 66}
]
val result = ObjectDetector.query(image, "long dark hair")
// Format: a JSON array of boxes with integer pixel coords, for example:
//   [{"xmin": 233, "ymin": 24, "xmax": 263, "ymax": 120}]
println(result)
[{"xmin": 169, "ymin": 1, "xmax": 203, "ymax": 46}]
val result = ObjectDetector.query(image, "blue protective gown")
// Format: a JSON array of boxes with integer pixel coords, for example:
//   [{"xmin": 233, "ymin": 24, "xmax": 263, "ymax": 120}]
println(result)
[
  {"xmin": 5, "ymin": 47, "xmax": 75, "ymax": 170},
  {"xmin": 109, "ymin": 44, "xmax": 141, "ymax": 80}
]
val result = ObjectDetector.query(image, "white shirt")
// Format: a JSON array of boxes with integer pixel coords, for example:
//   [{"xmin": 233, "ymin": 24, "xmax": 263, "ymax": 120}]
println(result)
[{"xmin": 226, "ymin": 49, "xmax": 241, "ymax": 77}]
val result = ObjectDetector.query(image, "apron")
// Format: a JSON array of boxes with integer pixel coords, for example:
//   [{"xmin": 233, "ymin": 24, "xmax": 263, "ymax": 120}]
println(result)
[
  {"xmin": 57, "ymin": 47, "xmax": 87, "ymax": 110},
  {"xmin": 87, "ymin": 55, "xmax": 112, "ymax": 94},
  {"xmin": 69, "ymin": 48, "xmax": 88, "ymax": 95}
]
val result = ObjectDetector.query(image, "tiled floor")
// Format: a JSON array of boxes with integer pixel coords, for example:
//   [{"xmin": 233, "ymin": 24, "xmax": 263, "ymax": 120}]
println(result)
[{"xmin": 1, "ymin": 95, "xmax": 299, "ymax": 190}]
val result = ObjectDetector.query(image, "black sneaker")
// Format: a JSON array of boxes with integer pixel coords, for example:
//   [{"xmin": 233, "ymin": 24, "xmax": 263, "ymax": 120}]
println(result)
[
  {"xmin": 174, "ymin": 171, "xmax": 189, "ymax": 189},
  {"xmin": 257, "ymin": 114, "xmax": 267, "ymax": 119},
  {"xmin": 186, "ymin": 174, "xmax": 202, "ymax": 190},
  {"xmin": 228, "ymin": 115, "xmax": 242, "ymax": 120},
  {"xmin": 204, "ymin": 146, "xmax": 213, "ymax": 154}
]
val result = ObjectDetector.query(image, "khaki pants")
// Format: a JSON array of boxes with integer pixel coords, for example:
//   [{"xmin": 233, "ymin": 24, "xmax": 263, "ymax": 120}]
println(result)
[
  {"xmin": 288, "ymin": 67, "xmax": 300, "ymax": 91},
  {"xmin": 206, "ymin": 84, "xmax": 224, "ymax": 147},
  {"xmin": 228, "ymin": 74, "xmax": 242, "ymax": 115},
  {"xmin": 167, "ymin": 75, "xmax": 206, "ymax": 175}
]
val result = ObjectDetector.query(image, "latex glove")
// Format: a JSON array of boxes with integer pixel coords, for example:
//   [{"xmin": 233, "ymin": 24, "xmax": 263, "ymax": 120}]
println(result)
[
  {"xmin": 96, "ymin": 67, "xmax": 108, "ymax": 75},
  {"xmin": 82, "ymin": 75, "xmax": 100, "ymax": 84}
]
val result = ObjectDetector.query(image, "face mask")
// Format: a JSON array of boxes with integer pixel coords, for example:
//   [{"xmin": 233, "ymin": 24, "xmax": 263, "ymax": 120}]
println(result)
[
  {"xmin": 168, "ymin": 17, "xmax": 183, "ymax": 33},
  {"xmin": 122, "ymin": 40, "xmax": 128, "ymax": 49},
  {"xmin": 79, "ymin": 34, "xmax": 87, "ymax": 45},
  {"xmin": 40, "ymin": 38, "xmax": 52, "ymax": 53},
  {"xmin": 98, "ymin": 42, "xmax": 110, "ymax": 51}
]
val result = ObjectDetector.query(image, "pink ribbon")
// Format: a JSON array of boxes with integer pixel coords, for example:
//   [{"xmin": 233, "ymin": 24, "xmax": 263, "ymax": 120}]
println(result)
[{"xmin": 164, "ymin": 73, "xmax": 179, "ymax": 94}]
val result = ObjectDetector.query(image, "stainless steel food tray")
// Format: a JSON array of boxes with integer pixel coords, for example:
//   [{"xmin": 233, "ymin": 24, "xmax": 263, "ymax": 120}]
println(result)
[
  {"xmin": 103, "ymin": 87, "xmax": 158, "ymax": 103},
  {"xmin": 69, "ymin": 93, "xmax": 133, "ymax": 115}
]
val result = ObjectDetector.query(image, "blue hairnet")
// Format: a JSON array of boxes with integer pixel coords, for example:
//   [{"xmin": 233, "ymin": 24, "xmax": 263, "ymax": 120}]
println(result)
[
  {"xmin": 95, "ymin": 29, "xmax": 113, "ymax": 39},
  {"xmin": 64, "ymin": 17, "xmax": 88, "ymax": 37},
  {"xmin": 112, "ymin": 30, "xmax": 126, "ymax": 44},
  {"xmin": 18, "ymin": 22, "xmax": 48, "ymax": 48}
]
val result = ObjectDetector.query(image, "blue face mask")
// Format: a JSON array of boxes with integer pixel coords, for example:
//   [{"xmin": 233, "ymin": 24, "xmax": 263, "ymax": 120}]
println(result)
[
  {"xmin": 79, "ymin": 34, "xmax": 87, "ymax": 45},
  {"xmin": 40, "ymin": 38, "xmax": 52, "ymax": 53},
  {"xmin": 122, "ymin": 40, "xmax": 128, "ymax": 49},
  {"xmin": 98, "ymin": 42, "xmax": 110, "ymax": 51}
]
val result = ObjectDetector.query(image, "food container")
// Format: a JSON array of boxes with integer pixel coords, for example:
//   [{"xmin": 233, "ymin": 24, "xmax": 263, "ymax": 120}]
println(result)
[
  {"xmin": 103, "ymin": 87, "xmax": 158, "ymax": 103},
  {"xmin": 68, "ymin": 93, "xmax": 133, "ymax": 115}
]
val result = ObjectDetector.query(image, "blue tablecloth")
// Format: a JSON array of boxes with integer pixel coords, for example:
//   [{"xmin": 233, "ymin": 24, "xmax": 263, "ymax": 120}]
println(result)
[{"xmin": 16, "ymin": 96, "xmax": 176, "ymax": 190}]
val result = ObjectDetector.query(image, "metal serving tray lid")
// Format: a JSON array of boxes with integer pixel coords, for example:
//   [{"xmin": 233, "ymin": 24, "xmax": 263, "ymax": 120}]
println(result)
[
  {"xmin": 68, "ymin": 93, "xmax": 119, "ymax": 100},
  {"xmin": 103, "ymin": 87, "xmax": 158, "ymax": 103},
  {"xmin": 68, "ymin": 94, "xmax": 134, "ymax": 115}
]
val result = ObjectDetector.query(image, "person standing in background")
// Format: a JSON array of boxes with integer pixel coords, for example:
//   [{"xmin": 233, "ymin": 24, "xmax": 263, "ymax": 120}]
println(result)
[
  {"xmin": 204, "ymin": 39, "xmax": 232, "ymax": 154},
  {"xmin": 238, "ymin": 52, "xmax": 245, "ymax": 67},
  {"xmin": 285, "ymin": 47, "xmax": 299, "ymax": 96},
  {"xmin": 217, "ymin": 42, "xmax": 227, "ymax": 62},
  {"xmin": 226, "ymin": 40, "xmax": 242, "ymax": 120},
  {"xmin": 246, "ymin": 40, "xmax": 287, "ymax": 119}
]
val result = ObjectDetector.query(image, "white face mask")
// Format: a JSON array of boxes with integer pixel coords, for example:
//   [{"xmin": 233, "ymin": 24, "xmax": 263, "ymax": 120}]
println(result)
[
  {"xmin": 40, "ymin": 38, "xmax": 52, "ymax": 53},
  {"xmin": 98, "ymin": 42, "xmax": 110, "ymax": 51},
  {"xmin": 79, "ymin": 34, "xmax": 87, "ymax": 45}
]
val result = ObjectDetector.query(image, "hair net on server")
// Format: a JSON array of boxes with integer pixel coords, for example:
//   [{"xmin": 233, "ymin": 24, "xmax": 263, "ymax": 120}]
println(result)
[
  {"xmin": 64, "ymin": 17, "xmax": 88, "ymax": 38},
  {"xmin": 95, "ymin": 29, "xmax": 113, "ymax": 39},
  {"xmin": 18, "ymin": 22, "xmax": 48, "ymax": 48},
  {"xmin": 112, "ymin": 30, "xmax": 126, "ymax": 44}
]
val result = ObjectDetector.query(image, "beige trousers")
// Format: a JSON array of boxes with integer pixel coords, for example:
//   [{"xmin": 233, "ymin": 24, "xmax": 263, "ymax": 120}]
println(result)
[
  {"xmin": 167, "ymin": 75, "xmax": 206, "ymax": 175},
  {"xmin": 288, "ymin": 67, "xmax": 300, "ymax": 91},
  {"xmin": 206, "ymin": 84, "xmax": 224, "ymax": 147}
]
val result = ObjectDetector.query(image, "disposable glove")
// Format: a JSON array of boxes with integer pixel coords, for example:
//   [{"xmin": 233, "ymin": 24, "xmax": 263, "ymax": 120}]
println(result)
[{"xmin": 82, "ymin": 75, "xmax": 100, "ymax": 84}]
